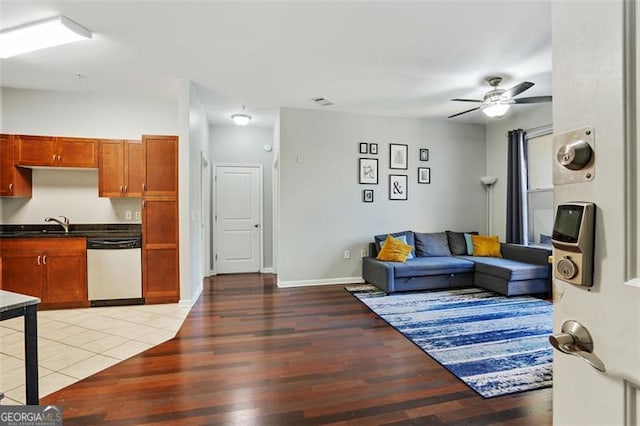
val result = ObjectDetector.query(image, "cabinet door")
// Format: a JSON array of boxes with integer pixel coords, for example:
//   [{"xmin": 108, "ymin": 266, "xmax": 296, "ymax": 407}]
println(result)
[
  {"xmin": 43, "ymin": 250, "xmax": 87, "ymax": 303},
  {"xmin": 98, "ymin": 140, "xmax": 125, "ymax": 197},
  {"xmin": 125, "ymin": 141, "xmax": 143, "ymax": 197},
  {"xmin": 56, "ymin": 137, "xmax": 98, "ymax": 168},
  {"xmin": 0, "ymin": 135, "xmax": 32, "ymax": 198},
  {"xmin": 16, "ymin": 135, "xmax": 56, "ymax": 166},
  {"xmin": 143, "ymin": 135, "xmax": 178, "ymax": 196},
  {"xmin": 1, "ymin": 252, "xmax": 43, "ymax": 299},
  {"xmin": 142, "ymin": 198, "xmax": 179, "ymax": 302}
]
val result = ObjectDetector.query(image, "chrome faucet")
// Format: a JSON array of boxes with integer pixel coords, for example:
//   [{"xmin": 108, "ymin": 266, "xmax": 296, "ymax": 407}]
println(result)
[{"xmin": 44, "ymin": 216, "xmax": 70, "ymax": 233}]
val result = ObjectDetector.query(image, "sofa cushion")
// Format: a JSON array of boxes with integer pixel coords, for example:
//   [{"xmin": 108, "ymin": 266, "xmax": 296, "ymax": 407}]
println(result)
[
  {"xmin": 446, "ymin": 230, "xmax": 478, "ymax": 255},
  {"xmin": 458, "ymin": 256, "xmax": 549, "ymax": 281},
  {"xmin": 377, "ymin": 235, "xmax": 413, "ymax": 262},
  {"xmin": 393, "ymin": 256, "xmax": 475, "ymax": 278},
  {"xmin": 414, "ymin": 232, "xmax": 451, "ymax": 257},
  {"xmin": 464, "ymin": 233, "xmax": 474, "ymax": 255},
  {"xmin": 375, "ymin": 231, "xmax": 416, "ymax": 258},
  {"xmin": 471, "ymin": 235, "xmax": 502, "ymax": 257}
]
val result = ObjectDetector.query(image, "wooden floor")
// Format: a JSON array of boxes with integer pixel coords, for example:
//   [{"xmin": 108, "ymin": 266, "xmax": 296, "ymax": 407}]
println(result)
[{"xmin": 43, "ymin": 274, "xmax": 552, "ymax": 425}]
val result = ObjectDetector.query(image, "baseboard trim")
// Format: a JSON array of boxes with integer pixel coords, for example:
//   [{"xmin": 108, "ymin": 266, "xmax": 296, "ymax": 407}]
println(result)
[
  {"xmin": 178, "ymin": 283, "xmax": 203, "ymax": 307},
  {"xmin": 261, "ymin": 267, "xmax": 274, "ymax": 274},
  {"xmin": 277, "ymin": 276, "xmax": 365, "ymax": 288}
]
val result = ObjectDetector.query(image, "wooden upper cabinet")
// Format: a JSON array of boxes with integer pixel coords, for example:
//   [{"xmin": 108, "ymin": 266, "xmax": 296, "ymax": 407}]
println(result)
[
  {"xmin": 0, "ymin": 134, "xmax": 32, "ymax": 197},
  {"xmin": 16, "ymin": 135, "xmax": 57, "ymax": 166},
  {"xmin": 98, "ymin": 139, "xmax": 143, "ymax": 198},
  {"xmin": 143, "ymin": 135, "xmax": 178, "ymax": 196},
  {"xmin": 56, "ymin": 137, "xmax": 98, "ymax": 167},
  {"xmin": 16, "ymin": 135, "xmax": 97, "ymax": 168},
  {"xmin": 125, "ymin": 141, "xmax": 144, "ymax": 197}
]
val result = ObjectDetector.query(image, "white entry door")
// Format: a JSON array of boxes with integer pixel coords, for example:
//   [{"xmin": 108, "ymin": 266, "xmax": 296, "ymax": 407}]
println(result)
[
  {"xmin": 552, "ymin": 2, "xmax": 640, "ymax": 425},
  {"xmin": 215, "ymin": 165, "xmax": 262, "ymax": 274}
]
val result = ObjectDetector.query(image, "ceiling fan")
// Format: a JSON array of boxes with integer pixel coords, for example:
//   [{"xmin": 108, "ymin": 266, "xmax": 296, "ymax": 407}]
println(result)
[{"xmin": 448, "ymin": 76, "xmax": 552, "ymax": 118}]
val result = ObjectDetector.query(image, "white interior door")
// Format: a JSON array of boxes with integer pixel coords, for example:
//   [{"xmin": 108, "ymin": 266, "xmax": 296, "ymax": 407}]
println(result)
[
  {"xmin": 215, "ymin": 165, "xmax": 262, "ymax": 274},
  {"xmin": 552, "ymin": 2, "xmax": 640, "ymax": 425}
]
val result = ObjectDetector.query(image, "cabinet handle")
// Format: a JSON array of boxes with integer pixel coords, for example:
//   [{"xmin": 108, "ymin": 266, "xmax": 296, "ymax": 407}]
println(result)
[
  {"xmin": 8, "ymin": 183, "xmax": 12, "ymax": 193},
  {"xmin": 124, "ymin": 185, "xmax": 128, "ymax": 193},
  {"xmin": 57, "ymin": 155, "xmax": 61, "ymax": 162},
  {"xmin": 142, "ymin": 200, "xmax": 146, "ymax": 209},
  {"xmin": 120, "ymin": 185, "xmax": 124, "ymax": 193},
  {"xmin": 37, "ymin": 255, "xmax": 41, "ymax": 266},
  {"xmin": 53, "ymin": 154, "xmax": 56, "ymax": 162},
  {"xmin": 43, "ymin": 255, "xmax": 47, "ymax": 265},
  {"xmin": 143, "ymin": 183, "xmax": 146, "ymax": 192}
]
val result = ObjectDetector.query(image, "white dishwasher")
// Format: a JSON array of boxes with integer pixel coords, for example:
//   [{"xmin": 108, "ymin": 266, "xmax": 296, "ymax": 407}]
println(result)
[{"xmin": 87, "ymin": 237, "xmax": 142, "ymax": 305}]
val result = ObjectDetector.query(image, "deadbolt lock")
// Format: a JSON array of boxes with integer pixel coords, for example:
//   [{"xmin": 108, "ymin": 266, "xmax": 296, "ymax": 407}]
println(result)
[{"xmin": 553, "ymin": 126, "xmax": 595, "ymax": 185}]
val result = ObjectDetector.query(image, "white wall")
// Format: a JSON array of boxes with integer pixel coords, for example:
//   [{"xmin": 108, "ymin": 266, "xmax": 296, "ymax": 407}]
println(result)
[
  {"xmin": 485, "ymin": 104, "xmax": 553, "ymax": 241},
  {"xmin": 209, "ymin": 125, "xmax": 274, "ymax": 269},
  {"xmin": 277, "ymin": 108, "xmax": 486, "ymax": 286}
]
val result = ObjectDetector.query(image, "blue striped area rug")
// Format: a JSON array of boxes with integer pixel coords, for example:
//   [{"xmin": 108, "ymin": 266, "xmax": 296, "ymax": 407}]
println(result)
[{"xmin": 354, "ymin": 287, "xmax": 553, "ymax": 398}]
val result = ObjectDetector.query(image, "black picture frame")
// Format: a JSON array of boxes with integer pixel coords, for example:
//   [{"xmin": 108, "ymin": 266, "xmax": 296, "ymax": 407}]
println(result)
[
  {"xmin": 369, "ymin": 143, "xmax": 378, "ymax": 155},
  {"xmin": 359, "ymin": 142, "xmax": 368, "ymax": 154},
  {"xmin": 419, "ymin": 149, "xmax": 429, "ymax": 161},
  {"xmin": 389, "ymin": 174, "xmax": 408, "ymax": 200},
  {"xmin": 359, "ymin": 158, "xmax": 378, "ymax": 184},
  {"xmin": 389, "ymin": 143, "xmax": 408, "ymax": 170},
  {"xmin": 363, "ymin": 189, "xmax": 374, "ymax": 203},
  {"xmin": 418, "ymin": 167, "xmax": 431, "ymax": 184}
]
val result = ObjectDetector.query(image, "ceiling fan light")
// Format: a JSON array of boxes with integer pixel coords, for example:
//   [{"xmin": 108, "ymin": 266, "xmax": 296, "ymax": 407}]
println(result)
[
  {"xmin": 231, "ymin": 113, "xmax": 252, "ymax": 126},
  {"xmin": 483, "ymin": 103, "xmax": 510, "ymax": 118}
]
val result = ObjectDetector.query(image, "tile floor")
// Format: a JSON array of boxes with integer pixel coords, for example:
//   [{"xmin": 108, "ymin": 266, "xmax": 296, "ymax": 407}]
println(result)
[{"xmin": 0, "ymin": 303, "xmax": 191, "ymax": 405}]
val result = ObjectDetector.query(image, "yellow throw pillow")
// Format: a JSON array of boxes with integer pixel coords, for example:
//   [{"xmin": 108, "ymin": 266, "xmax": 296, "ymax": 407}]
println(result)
[
  {"xmin": 376, "ymin": 235, "xmax": 413, "ymax": 262},
  {"xmin": 472, "ymin": 235, "xmax": 502, "ymax": 257}
]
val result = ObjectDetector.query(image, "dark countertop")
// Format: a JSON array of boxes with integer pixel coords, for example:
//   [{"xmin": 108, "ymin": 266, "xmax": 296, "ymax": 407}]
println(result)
[{"xmin": 0, "ymin": 224, "xmax": 142, "ymax": 239}]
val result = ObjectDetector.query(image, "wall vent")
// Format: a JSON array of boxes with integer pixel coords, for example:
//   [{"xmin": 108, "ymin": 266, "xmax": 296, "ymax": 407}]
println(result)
[{"xmin": 311, "ymin": 97, "xmax": 333, "ymax": 107}]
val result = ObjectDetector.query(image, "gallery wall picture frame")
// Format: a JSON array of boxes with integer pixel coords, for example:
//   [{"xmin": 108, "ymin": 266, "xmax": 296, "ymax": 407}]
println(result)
[
  {"xmin": 418, "ymin": 167, "xmax": 431, "ymax": 184},
  {"xmin": 363, "ymin": 189, "xmax": 374, "ymax": 203},
  {"xmin": 369, "ymin": 143, "xmax": 378, "ymax": 155},
  {"xmin": 359, "ymin": 158, "xmax": 378, "ymax": 184},
  {"xmin": 389, "ymin": 174, "xmax": 408, "ymax": 200},
  {"xmin": 359, "ymin": 142, "xmax": 368, "ymax": 154},
  {"xmin": 389, "ymin": 143, "xmax": 408, "ymax": 170},
  {"xmin": 419, "ymin": 149, "xmax": 429, "ymax": 161}
]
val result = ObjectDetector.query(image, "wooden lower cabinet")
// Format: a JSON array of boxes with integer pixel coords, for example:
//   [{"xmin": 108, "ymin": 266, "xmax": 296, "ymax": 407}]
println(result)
[{"xmin": 0, "ymin": 238, "xmax": 88, "ymax": 309}]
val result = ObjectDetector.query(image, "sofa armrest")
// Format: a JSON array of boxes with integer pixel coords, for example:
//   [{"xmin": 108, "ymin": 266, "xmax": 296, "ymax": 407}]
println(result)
[
  {"xmin": 501, "ymin": 243, "xmax": 551, "ymax": 266},
  {"xmin": 362, "ymin": 257, "xmax": 395, "ymax": 293}
]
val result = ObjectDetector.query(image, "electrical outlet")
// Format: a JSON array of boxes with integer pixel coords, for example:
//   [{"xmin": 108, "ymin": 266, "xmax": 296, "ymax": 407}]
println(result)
[
  {"xmin": 344, "ymin": 250, "xmax": 351, "ymax": 259},
  {"xmin": 361, "ymin": 248, "xmax": 368, "ymax": 257},
  {"xmin": 135, "ymin": 211, "xmax": 141, "ymax": 220},
  {"xmin": 125, "ymin": 211, "xmax": 132, "ymax": 220}
]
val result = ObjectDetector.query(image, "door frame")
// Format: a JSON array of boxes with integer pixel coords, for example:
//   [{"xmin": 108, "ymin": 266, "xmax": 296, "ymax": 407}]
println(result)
[
  {"xmin": 213, "ymin": 163, "xmax": 264, "ymax": 274},
  {"xmin": 201, "ymin": 151, "xmax": 213, "ymax": 277}
]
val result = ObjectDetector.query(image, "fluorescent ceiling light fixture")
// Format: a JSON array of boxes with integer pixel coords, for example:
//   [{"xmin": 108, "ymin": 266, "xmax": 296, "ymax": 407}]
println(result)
[
  {"xmin": 231, "ymin": 113, "xmax": 252, "ymax": 126},
  {"xmin": 483, "ymin": 103, "xmax": 510, "ymax": 118},
  {"xmin": 0, "ymin": 16, "xmax": 92, "ymax": 59}
]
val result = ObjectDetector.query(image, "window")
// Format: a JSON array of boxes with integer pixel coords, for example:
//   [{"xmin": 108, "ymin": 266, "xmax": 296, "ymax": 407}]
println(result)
[{"xmin": 525, "ymin": 132, "xmax": 553, "ymax": 246}]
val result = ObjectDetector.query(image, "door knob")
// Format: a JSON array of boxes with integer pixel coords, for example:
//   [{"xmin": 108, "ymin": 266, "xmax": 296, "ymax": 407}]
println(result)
[
  {"xmin": 254, "ymin": 224, "xmax": 259, "ymax": 228},
  {"xmin": 549, "ymin": 320, "xmax": 606, "ymax": 372}
]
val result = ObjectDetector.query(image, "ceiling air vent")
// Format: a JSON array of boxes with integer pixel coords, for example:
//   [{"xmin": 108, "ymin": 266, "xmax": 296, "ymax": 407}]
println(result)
[{"xmin": 311, "ymin": 97, "xmax": 333, "ymax": 107}]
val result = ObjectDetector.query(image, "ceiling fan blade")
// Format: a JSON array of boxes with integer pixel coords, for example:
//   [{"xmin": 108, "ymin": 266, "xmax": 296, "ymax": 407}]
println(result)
[
  {"xmin": 514, "ymin": 96, "xmax": 553, "ymax": 104},
  {"xmin": 504, "ymin": 81, "xmax": 534, "ymax": 98},
  {"xmin": 451, "ymin": 98, "xmax": 482, "ymax": 103},
  {"xmin": 448, "ymin": 106, "xmax": 481, "ymax": 118}
]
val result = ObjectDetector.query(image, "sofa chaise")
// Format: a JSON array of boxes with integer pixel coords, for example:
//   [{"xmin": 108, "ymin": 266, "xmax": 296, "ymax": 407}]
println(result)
[{"xmin": 362, "ymin": 230, "xmax": 551, "ymax": 296}]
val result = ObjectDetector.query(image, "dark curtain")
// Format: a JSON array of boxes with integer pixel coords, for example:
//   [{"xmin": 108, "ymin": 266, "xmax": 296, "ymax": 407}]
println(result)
[{"xmin": 506, "ymin": 129, "xmax": 527, "ymax": 244}]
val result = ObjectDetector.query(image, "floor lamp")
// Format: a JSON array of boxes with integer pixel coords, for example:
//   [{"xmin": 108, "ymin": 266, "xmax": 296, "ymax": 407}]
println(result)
[{"xmin": 481, "ymin": 176, "xmax": 497, "ymax": 235}]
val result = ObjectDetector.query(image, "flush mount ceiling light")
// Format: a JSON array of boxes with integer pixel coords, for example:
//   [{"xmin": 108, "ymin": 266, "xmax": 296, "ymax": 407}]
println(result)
[
  {"xmin": 0, "ymin": 16, "xmax": 92, "ymax": 59},
  {"xmin": 231, "ymin": 107, "xmax": 252, "ymax": 126}
]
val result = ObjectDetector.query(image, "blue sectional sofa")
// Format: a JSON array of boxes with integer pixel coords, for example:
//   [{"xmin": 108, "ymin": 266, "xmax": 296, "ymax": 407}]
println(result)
[{"xmin": 362, "ymin": 230, "xmax": 551, "ymax": 296}]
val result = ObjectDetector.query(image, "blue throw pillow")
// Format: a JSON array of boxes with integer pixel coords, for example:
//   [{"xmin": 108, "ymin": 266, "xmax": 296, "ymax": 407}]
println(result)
[
  {"xmin": 414, "ymin": 232, "xmax": 451, "ymax": 257},
  {"xmin": 375, "ymin": 231, "xmax": 415, "ymax": 258},
  {"xmin": 464, "ymin": 233, "xmax": 474, "ymax": 255}
]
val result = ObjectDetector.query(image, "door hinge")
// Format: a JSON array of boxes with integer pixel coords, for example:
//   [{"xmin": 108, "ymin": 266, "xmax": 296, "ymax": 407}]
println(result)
[
  {"xmin": 215, "ymin": 254, "xmax": 218, "ymax": 260},
  {"xmin": 215, "ymin": 214, "xmax": 217, "ymax": 221}
]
